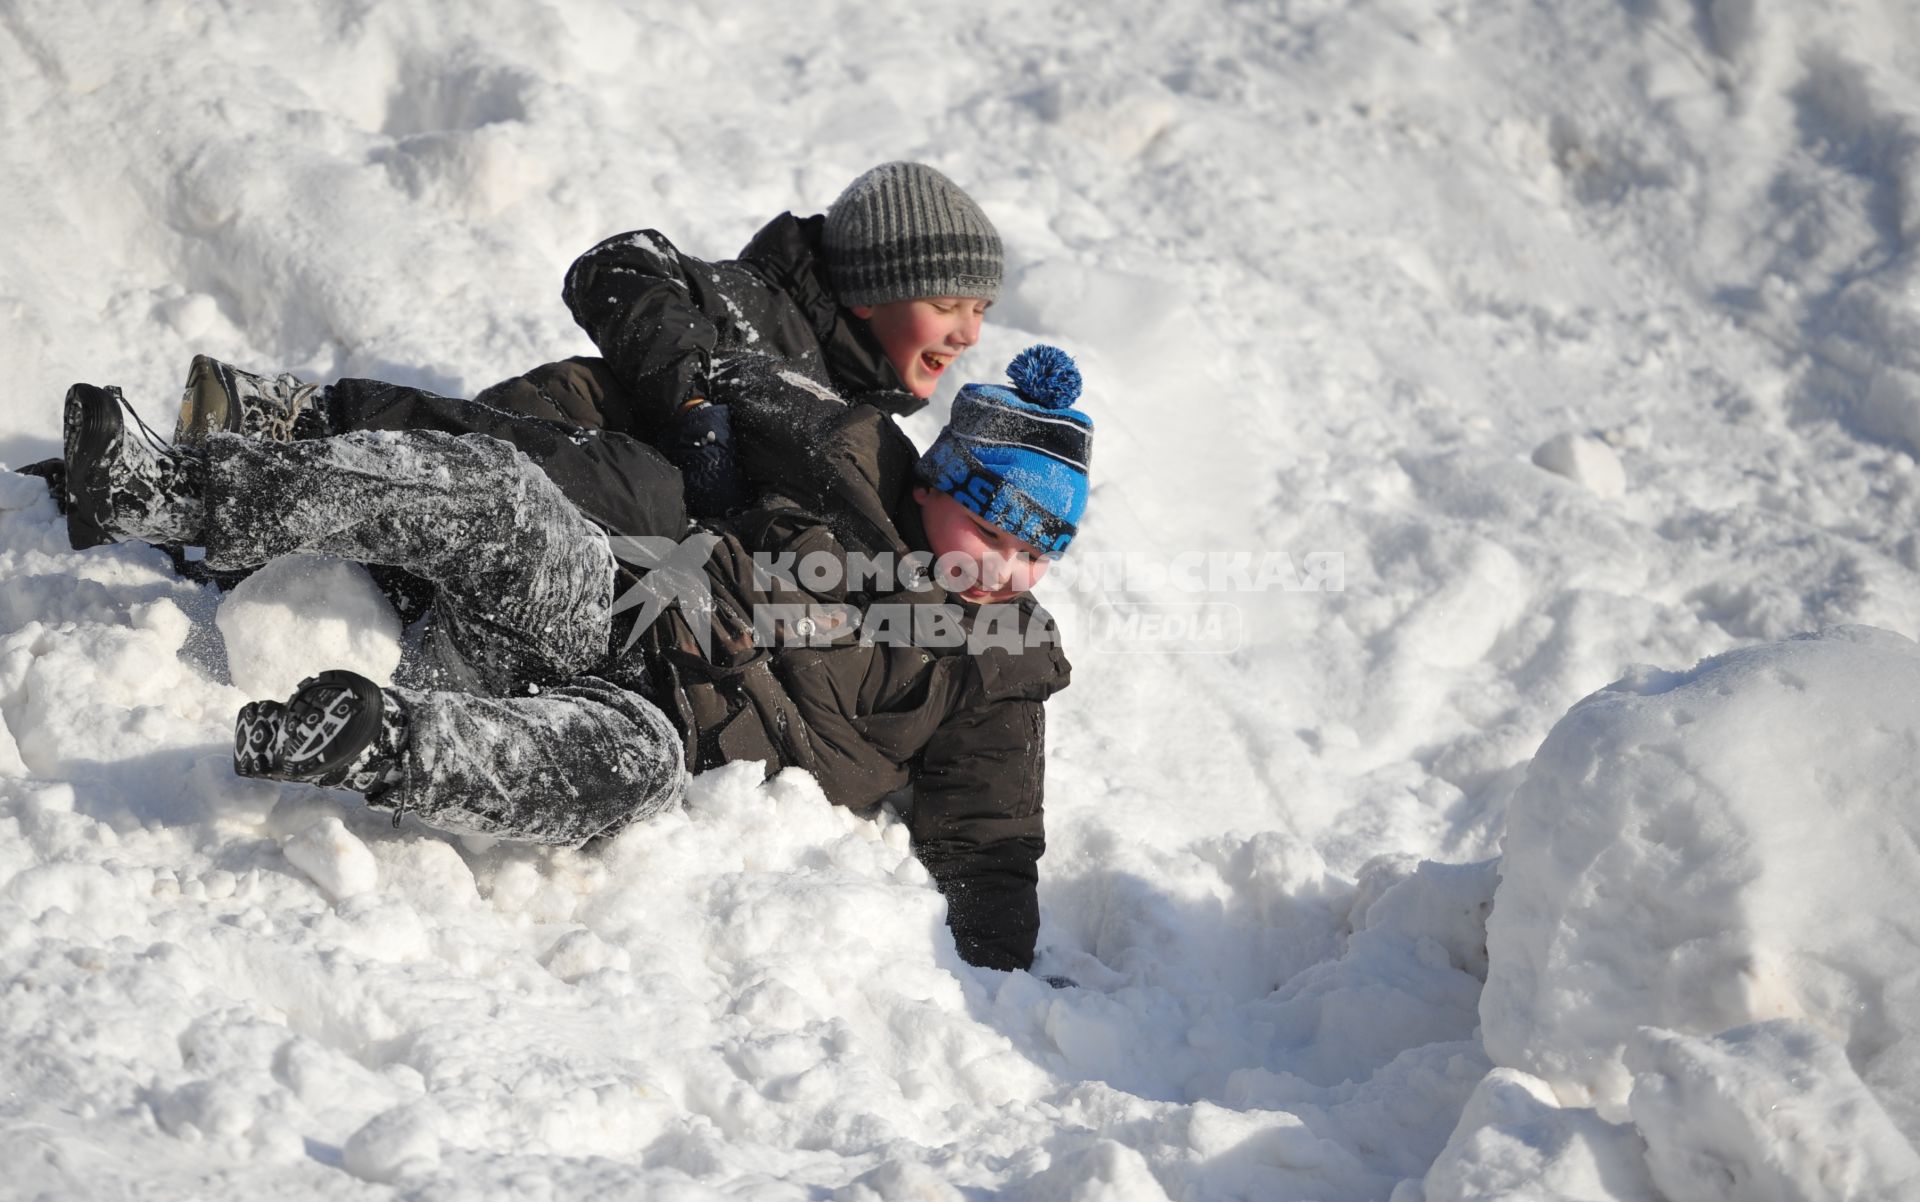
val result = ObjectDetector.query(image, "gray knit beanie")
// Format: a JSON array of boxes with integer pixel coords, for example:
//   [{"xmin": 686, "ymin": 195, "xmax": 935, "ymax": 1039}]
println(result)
[{"xmin": 824, "ymin": 162, "xmax": 1003, "ymax": 308}]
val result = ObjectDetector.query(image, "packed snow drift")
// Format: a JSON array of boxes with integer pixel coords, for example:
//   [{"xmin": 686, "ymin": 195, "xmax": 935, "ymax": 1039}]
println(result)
[
  {"xmin": 4, "ymin": 0, "xmax": 1920, "ymax": 1198},
  {"xmin": 1448, "ymin": 626, "xmax": 1920, "ymax": 1201}
]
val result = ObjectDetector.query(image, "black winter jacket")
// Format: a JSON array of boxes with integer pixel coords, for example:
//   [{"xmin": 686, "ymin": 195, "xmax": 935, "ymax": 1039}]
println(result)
[
  {"xmin": 622, "ymin": 401, "xmax": 1071, "ymax": 972},
  {"xmin": 557, "ymin": 214, "xmax": 923, "ymax": 439}
]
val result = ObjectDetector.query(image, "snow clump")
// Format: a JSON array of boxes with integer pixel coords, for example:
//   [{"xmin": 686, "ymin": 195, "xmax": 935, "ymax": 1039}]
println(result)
[
  {"xmin": 215, "ymin": 555, "xmax": 403, "ymax": 697},
  {"xmin": 1529, "ymin": 432, "xmax": 1625, "ymax": 499}
]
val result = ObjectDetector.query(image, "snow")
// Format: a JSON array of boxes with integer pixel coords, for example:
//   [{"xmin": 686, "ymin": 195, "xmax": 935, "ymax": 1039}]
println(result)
[
  {"xmin": 215, "ymin": 555, "xmax": 403, "ymax": 698},
  {"xmin": 281, "ymin": 815, "xmax": 381, "ymax": 902},
  {"xmin": 1628, "ymin": 1021, "xmax": 1920, "ymax": 1202},
  {"xmin": 1481, "ymin": 627, "xmax": 1920, "ymax": 1130},
  {"xmin": 3, "ymin": 0, "xmax": 1920, "ymax": 1197},
  {"xmin": 1413, "ymin": 1068, "xmax": 1658, "ymax": 1202},
  {"xmin": 1531, "ymin": 432, "xmax": 1627, "ymax": 499}
]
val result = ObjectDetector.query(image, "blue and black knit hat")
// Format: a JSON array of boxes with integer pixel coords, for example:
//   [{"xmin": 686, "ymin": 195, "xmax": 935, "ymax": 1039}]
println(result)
[{"xmin": 916, "ymin": 346, "xmax": 1092, "ymax": 557}]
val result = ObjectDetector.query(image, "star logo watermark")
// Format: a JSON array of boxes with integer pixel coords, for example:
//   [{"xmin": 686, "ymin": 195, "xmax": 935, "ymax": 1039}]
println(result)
[{"xmin": 607, "ymin": 533, "xmax": 722, "ymax": 654}]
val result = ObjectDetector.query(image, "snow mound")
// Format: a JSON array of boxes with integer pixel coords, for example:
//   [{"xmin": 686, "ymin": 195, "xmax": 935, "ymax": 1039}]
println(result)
[
  {"xmin": 342, "ymin": 1102, "xmax": 443, "ymax": 1184},
  {"xmin": 1411, "ymin": 1068, "xmax": 1657, "ymax": 1202},
  {"xmin": 1481, "ymin": 626, "xmax": 1920, "ymax": 1136},
  {"xmin": 215, "ymin": 555, "xmax": 402, "ymax": 698},
  {"xmin": 1628, "ymin": 1020, "xmax": 1920, "ymax": 1202},
  {"xmin": 1411, "ymin": 1025, "xmax": 1920, "ymax": 1202},
  {"xmin": 281, "ymin": 815, "xmax": 379, "ymax": 901},
  {"xmin": 1529, "ymin": 433, "xmax": 1625, "ymax": 499}
]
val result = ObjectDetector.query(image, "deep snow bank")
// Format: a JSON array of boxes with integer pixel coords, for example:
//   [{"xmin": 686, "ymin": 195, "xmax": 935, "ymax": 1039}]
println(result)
[{"xmin": 1454, "ymin": 626, "xmax": 1920, "ymax": 1198}]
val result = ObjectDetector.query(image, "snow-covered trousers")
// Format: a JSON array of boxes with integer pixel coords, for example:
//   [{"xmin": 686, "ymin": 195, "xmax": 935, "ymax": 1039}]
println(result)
[{"xmin": 200, "ymin": 429, "xmax": 685, "ymax": 843}]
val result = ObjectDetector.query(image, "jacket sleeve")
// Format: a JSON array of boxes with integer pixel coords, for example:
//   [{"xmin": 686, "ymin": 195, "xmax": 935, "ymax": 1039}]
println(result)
[
  {"xmin": 909, "ymin": 694, "xmax": 1049, "ymax": 972},
  {"xmin": 561, "ymin": 229, "xmax": 789, "ymax": 436}
]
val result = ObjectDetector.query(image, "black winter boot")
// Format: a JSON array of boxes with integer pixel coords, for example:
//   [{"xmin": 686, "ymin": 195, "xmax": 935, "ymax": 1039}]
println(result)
[
  {"xmin": 234, "ymin": 670, "xmax": 409, "ymax": 794},
  {"xmin": 62, "ymin": 383, "xmax": 208, "ymax": 550},
  {"xmin": 175, "ymin": 354, "xmax": 333, "ymax": 445}
]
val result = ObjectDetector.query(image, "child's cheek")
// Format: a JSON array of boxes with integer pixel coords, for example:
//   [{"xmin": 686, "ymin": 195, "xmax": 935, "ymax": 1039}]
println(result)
[
  {"xmin": 914, "ymin": 309, "xmax": 957, "ymax": 347},
  {"xmin": 925, "ymin": 516, "xmax": 982, "ymax": 580},
  {"xmin": 988, "ymin": 555, "xmax": 1048, "ymax": 595}
]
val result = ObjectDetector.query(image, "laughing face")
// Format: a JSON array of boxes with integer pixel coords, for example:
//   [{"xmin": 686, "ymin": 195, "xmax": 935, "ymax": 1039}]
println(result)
[
  {"xmin": 912, "ymin": 487, "xmax": 1054, "ymax": 604},
  {"xmin": 852, "ymin": 297, "xmax": 990, "ymax": 398}
]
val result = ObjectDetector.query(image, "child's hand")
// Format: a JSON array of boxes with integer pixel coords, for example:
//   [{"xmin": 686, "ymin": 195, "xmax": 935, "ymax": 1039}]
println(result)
[{"xmin": 669, "ymin": 402, "xmax": 749, "ymax": 519}]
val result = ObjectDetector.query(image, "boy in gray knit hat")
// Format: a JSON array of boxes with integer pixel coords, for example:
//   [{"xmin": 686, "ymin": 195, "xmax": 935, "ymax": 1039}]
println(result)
[
  {"xmin": 167, "ymin": 161, "xmax": 1005, "ymax": 522},
  {"xmin": 821, "ymin": 161, "xmax": 1003, "ymax": 399}
]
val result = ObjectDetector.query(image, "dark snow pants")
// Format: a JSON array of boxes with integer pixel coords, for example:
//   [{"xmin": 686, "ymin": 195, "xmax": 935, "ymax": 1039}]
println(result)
[
  {"xmin": 202, "ymin": 428, "xmax": 685, "ymax": 844},
  {"xmin": 326, "ymin": 375, "xmax": 686, "ymax": 540}
]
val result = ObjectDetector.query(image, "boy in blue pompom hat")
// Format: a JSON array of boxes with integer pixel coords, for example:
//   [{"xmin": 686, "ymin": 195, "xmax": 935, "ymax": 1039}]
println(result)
[
  {"xmin": 628, "ymin": 343, "xmax": 1094, "ymax": 971},
  {"xmin": 57, "ymin": 343, "xmax": 1090, "ymax": 976},
  {"xmin": 915, "ymin": 345, "xmax": 1092, "ymax": 566}
]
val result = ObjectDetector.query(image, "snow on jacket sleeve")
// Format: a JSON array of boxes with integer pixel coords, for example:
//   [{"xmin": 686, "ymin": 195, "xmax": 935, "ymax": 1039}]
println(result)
[
  {"xmin": 561, "ymin": 229, "xmax": 793, "ymax": 437},
  {"xmin": 910, "ymin": 691, "xmax": 1050, "ymax": 973}
]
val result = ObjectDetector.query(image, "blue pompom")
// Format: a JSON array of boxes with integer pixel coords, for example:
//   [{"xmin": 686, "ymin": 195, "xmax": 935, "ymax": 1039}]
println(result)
[{"xmin": 1006, "ymin": 345, "xmax": 1082, "ymax": 410}]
